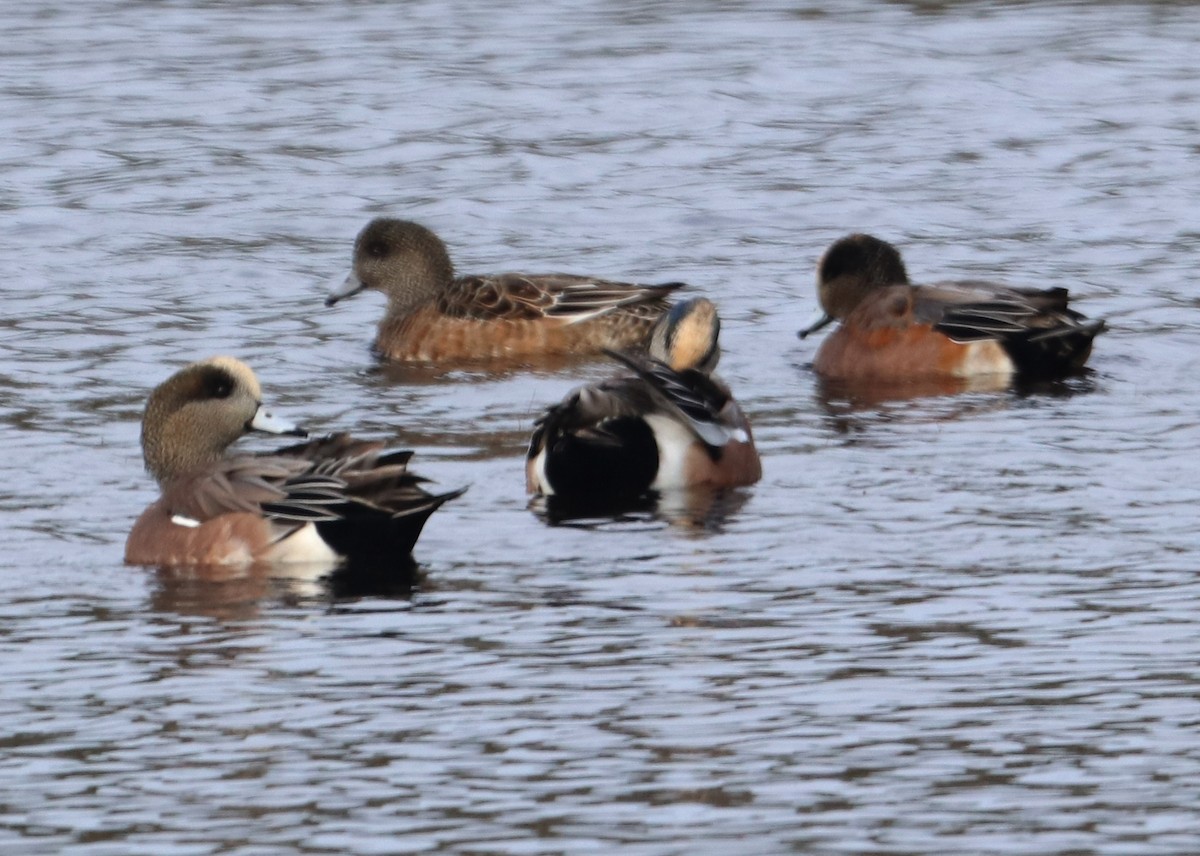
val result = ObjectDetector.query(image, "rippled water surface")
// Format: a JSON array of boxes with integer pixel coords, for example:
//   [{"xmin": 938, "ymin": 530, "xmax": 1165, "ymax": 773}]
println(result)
[{"xmin": 3, "ymin": 1, "xmax": 1200, "ymax": 853}]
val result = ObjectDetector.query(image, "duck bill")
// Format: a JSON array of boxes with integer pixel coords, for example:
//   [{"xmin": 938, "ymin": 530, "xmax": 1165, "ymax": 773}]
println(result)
[
  {"xmin": 325, "ymin": 271, "xmax": 365, "ymax": 307},
  {"xmin": 249, "ymin": 405, "xmax": 307, "ymax": 437},
  {"xmin": 797, "ymin": 311, "xmax": 834, "ymax": 340}
]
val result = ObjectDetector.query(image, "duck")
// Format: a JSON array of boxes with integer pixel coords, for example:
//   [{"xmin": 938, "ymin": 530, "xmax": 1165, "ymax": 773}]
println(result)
[
  {"xmin": 325, "ymin": 218, "xmax": 685, "ymax": 362},
  {"xmin": 125, "ymin": 356, "xmax": 462, "ymax": 571},
  {"xmin": 798, "ymin": 233, "xmax": 1106, "ymax": 382},
  {"xmin": 526, "ymin": 297, "xmax": 761, "ymax": 503}
]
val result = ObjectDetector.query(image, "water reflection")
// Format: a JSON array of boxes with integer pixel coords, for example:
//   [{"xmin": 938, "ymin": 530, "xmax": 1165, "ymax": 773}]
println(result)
[
  {"xmin": 366, "ymin": 351, "xmax": 610, "ymax": 384},
  {"xmin": 149, "ymin": 561, "xmax": 419, "ymax": 619},
  {"xmin": 813, "ymin": 372, "xmax": 1012, "ymax": 409},
  {"xmin": 1010, "ymin": 372, "xmax": 1103, "ymax": 401},
  {"xmin": 150, "ymin": 565, "xmax": 280, "ymax": 621},
  {"xmin": 530, "ymin": 485, "xmax": 754, "ymax": 532},
  {"xmin": 809, "ymin": 367, "xmax": 1102, "ymax": 417}
]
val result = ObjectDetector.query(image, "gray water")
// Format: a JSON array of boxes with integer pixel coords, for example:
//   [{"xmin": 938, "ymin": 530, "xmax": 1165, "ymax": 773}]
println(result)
[{"xmin": 3, "ymin": 1, "xmax": 1199, "ymax": 853}]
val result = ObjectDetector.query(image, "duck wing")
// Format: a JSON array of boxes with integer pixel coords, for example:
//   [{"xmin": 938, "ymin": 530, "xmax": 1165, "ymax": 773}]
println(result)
[{"xmin": 443, "ymin": 274, "xmax": 684, "ymax": 323}]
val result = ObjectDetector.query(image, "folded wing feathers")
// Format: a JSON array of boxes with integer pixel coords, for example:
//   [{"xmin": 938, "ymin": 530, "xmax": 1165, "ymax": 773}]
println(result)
[
  {"xmin": 1025, "ymin": 318, "xmax": 1106, "ymax": 342},
  {"xmin": 195, "ymin": 469, "xmax": 283, "ymax": 517},
  {"xmin": 248, "ymin": 435, "xmax": 459, "ymax": 523},
  {"xmin": 529, "ymin": 378, "xmax": 661, "ymax": 460},
  {"xmin": 260, "ymin": 472, "xmax": 348, "ymax": 522},
  {"xmin": 547, "ymin": 280, "xmax": 684, "ymax": 321},
  {"xmin": 937, "ymin": 306, "xmax": 1030, "ymax": 340},
  {"xmin": 605, "ymin": 350, "xmax": 732, "ymax": 449},
  {"xmin": 936, "ymin": 296, "xmax": 1085, "ymax": 342}
]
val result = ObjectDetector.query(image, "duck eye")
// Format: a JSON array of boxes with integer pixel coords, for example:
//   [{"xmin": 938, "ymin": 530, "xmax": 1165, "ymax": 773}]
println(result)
[
  {"xmin": 365, "ymin": 240, "xmax": 386, "ymax": 259},
  {"xmin": 197, "ymin": 366, "xmax": 238, "ymax": 400},
  {"xmin": 205, "ymin": 376, "xmax": 234, "ymax": 399}
]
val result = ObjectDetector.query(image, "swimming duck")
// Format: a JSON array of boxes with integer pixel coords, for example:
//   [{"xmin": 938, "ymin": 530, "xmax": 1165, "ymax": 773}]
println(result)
[
  {"xmin": 527, "ymin": 297, "xmax": 761, "ymax": 502},
  {"xmin": 326, "ymin": 218, "xmax": 685, "ymax": 362},
  {"xmin": 799, "ymin": 233, "xmax": 1105, "ymax": 382},
  {"xmin": 125, "ymin": 356, "xmax": 462, "ymax": 571}
]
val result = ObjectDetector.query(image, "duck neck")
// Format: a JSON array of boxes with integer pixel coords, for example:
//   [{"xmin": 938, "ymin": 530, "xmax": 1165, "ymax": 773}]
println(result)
[
  {"xmin": 142, "ymin": 408, "xmax": 234, "ymax": 484},
  {"xmin": 385, "ymin": 243, "xmax": 455, "ymax": 314}
]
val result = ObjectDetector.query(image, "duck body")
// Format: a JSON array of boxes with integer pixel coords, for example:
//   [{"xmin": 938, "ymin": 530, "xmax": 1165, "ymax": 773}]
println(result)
[
  {"xmin": 801, "ymin": 234, "xmax": 1105, "ymax": 383},
  {"xmin": 327, "ymin": 218, "xmax": 684, "ymax": 362},
  {"xmin": 125, "ymin": 357, "xmax": 461, "ymax": 572},
  {"xmin": 526, "ymin": 298, "xmax": 761, "ymax": 503}
]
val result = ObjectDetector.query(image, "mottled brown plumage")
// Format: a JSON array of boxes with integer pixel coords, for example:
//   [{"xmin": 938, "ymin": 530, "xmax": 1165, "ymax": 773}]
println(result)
[{"xmin": 326, "ymin": 218, "xmax": 684, "ymax": 362}]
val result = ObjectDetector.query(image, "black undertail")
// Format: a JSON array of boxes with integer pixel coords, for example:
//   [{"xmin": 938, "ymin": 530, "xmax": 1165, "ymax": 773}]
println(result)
[
  {"xmin": 314, "ymin": 487, "xmax": 464, "ymax": 576},
  {"xmin": 536, "ymin": 408, "xmax": 659, "ymax": 503},
  {"xmin": 998, "ymin": 320, "xmax": 1107, "ymax": 379}
]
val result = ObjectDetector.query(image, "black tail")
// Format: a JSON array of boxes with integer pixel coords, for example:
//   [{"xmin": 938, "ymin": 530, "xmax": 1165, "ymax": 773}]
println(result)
[
  {"xmin": 315, "ymin": 487, "xmax": 465, "ymax": 575},
  {"xmin": 1002, "ymin": 319, "xmax": 1106, "ymax": 379}
]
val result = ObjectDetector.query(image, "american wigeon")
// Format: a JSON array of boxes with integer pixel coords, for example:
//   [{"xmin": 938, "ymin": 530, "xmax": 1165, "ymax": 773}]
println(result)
[
  {"xmin": 798, "ymin": 234, "xmax": 1106, "ymax": 382},
  {"xmin": 526, "ymin": 297, "xmax": 761, "ymax": 502},
  {"xmin": 125, "ymin": 357, "xmax": 462, "ymax": 571},
  {"xmin": 325, "ymin": 218, "xmax": 685, "ymax": 362}
]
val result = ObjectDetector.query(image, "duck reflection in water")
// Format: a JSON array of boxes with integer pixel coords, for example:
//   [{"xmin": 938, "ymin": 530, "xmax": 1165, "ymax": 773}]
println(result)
[
  {"xmin": 812, "ymin": 371, "xmax": 1103, "ymax": 417},
  {"xmin": 149, "ymin": 560, "xmax": 423, "ymax": 619},
  {"xmin": 528, "ymin": 484, "xmax": 755, "ymax": 532}
]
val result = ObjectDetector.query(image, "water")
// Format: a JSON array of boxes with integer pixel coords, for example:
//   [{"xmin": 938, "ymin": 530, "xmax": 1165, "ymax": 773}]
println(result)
[{"xmin": 2, "ymin": 1, "xmax": 1199, "ymax": 853}]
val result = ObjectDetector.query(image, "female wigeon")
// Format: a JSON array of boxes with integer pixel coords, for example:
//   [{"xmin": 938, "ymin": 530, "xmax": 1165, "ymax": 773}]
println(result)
[
  {"xmin": 326, "ymin": 218, "xmax": 685, "ymax": 362},
  {"xmin": 798, "ymin": 234, "xmax": 1106, "ymax": 382},
  {"xmin": 526, "ymin": 297, "xmax": 761, "ymax": 502},
  {"xmin": 125, "ymin": 357, "xmax": 462, "ymax": 571}
]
